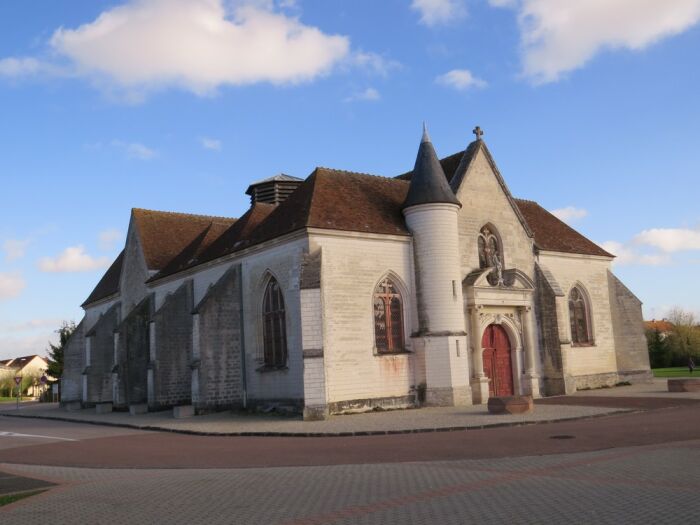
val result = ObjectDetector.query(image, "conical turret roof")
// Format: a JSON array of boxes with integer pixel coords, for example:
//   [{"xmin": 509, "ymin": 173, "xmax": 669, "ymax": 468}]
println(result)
[{"xmin": 402, "ymin": 125, "xmax": 461, "ymax": 210}]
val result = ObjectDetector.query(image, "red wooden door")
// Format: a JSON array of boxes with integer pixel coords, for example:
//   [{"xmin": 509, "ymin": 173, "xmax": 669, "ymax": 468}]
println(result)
[{"xmin": 482, "ymin": 324, "xmax": 514, "ymax": 397}]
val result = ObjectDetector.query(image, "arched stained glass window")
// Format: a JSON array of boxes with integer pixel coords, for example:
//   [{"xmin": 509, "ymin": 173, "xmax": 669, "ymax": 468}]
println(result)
[
  {"xmin": 263, "ymin": 277, "xmax": 287, "ymax": 367},
  {"xmin": 373, "ymin": 277, "xmax": 404, "ymax": 354},
  {"xmin": 569, "ymin": 286, "xmax": 592, "ymax": 345}
]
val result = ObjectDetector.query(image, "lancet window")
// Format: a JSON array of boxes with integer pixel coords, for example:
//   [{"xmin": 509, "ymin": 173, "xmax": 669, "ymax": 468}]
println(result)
[{"xmin": 373, "ymin": 277, "xmax": 404, "ymax": 354}]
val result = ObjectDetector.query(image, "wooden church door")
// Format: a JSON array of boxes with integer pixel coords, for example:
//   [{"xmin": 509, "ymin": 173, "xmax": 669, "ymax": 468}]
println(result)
[{"xmin": 482, "ymin": 324, "xmax": 514, "ymax": 397}]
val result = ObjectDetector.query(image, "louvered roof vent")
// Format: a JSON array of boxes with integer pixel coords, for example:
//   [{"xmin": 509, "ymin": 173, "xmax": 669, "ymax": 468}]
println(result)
[{"xmin": 245, "ymin": 173, "xmax": 303, "ymax": 205}]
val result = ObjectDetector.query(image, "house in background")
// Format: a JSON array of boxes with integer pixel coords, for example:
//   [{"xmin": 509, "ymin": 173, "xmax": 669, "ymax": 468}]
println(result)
[
  {"xmin": 644, "ymin": 320, "xmax": 674, "ymax": 340},
  {"xmin": 0, "ymin": 355, "xmax": 51, "ymax": 397}
]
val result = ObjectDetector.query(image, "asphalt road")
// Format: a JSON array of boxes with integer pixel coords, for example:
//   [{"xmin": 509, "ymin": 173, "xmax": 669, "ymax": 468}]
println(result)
[{"xmin": 1, "ymin": 402, "xmax": 700, "ymax": 469}]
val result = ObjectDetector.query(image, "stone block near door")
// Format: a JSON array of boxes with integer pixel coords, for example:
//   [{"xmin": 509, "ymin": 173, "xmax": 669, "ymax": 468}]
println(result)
[{"xmin": 487, "ymin": 395, "xmax": 533, "ymax": 415}]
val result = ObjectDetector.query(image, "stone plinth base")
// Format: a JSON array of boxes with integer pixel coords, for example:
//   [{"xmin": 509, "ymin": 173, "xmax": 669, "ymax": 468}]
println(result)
[
  {"xmin": 129, "ymin": 404, "xmax": 148, "ymax": 416},
  {"xmin": 95, "ymin": 403, "xmax": 113, "ymax": 414},
  {"xmin": 303, "ymin": 405, "xmax": 328, "ymax": 421},
  {"xmin": 470, "ymin": 377, "xmax": 490, "ymax": 405},
  {"xmin": 425, "ymin": 386, "xmax": 471, "ymax": 407},
  {"xmin": 668, "ymin": 379, "xmax": 700, "ymax": 392},
  {"xmin": 64, "ymin": 401, "xmax": 82, "ymax": 412},
  {"xmin": 173, "ymin": 405, "xmax": 195, "ymax": 418},
  {"xmin": 487, "ymin": 395, "xmax": 533, "ymax": 415}
]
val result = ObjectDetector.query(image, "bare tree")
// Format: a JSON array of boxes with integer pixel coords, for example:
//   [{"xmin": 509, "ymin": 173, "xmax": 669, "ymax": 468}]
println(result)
[{"xmin": 666, "ymin": 307, "xmax": 700, "ymax": 360}]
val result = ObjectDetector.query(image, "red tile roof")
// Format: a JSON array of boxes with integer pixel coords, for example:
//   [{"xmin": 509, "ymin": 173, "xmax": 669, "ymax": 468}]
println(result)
[
  {"xmin": 83, "ymin": 144, "xmax": 613, "ymax": 301},
  {"xmin": 514, "ymin": 199, "xmax": 612, "ymax": 257},
  {"xmin": 132, "ymin": 208, "xmax": 236, "ymax": 271},
  {"xmin": 644, "ymin": 320, "xmax": 674, "ymax": 332}
]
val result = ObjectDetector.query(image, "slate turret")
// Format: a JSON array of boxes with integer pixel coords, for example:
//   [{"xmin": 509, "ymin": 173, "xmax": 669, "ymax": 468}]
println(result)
[{"xmin": 402, "ymin": 125, "xmax": 471, "ymax": 407}]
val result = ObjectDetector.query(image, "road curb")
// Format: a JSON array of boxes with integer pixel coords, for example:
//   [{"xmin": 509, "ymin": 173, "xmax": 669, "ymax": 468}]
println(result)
[{"xmin": 0, "ymin": 409, "xmax": 639, "ymax": 438}]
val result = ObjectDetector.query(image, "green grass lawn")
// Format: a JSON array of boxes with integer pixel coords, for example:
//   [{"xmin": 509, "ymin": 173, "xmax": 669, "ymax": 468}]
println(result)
[
  {"xmin": 653, "ymin": 367, "xmax": 698, "ymax": 378},
  {"xmin": 0, "ymin": 490, "xmax": 46, "ymax": 507}
]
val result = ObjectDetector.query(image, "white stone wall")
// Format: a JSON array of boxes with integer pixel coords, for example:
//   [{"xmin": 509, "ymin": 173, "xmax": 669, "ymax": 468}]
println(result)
[
  {"xmin": 538, "ymin": 252, "xmax": 618, "ymax": 377},
  {"xmin": 241, "ymin": 238, "xmax": 307, "ymax": 402},
  {"xmin": 454, "ymin": 149, "xmax": 536, "ymax": 279},
  {"xmin": 309, "ymin": 231, "xmax": 418, "ymax": 404}
]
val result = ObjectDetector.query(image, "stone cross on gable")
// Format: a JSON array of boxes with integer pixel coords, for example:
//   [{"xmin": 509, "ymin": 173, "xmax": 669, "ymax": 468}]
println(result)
[{"xmin": 473, "ymin": 126, "xmax": 484, "ymax": 141}]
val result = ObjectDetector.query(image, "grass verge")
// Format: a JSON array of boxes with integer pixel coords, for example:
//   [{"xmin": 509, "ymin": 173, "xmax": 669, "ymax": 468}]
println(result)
[
  {"xmin": 652, "ymin": 367, "xmax": 698, "ymax": 378},
  {"xmin": 0, "ymin": 490, "xmax": 47, "ymax": 507}
]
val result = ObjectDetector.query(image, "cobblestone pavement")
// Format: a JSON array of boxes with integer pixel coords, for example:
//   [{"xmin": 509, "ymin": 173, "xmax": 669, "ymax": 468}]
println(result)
[{"xmin": 2, "ymin": 439, "xmax": 699, "ymax": 524}]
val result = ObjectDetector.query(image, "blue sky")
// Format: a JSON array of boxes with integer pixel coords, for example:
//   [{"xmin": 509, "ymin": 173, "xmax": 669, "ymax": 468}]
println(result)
[{"xmin": 1, "ymin": 0, "xmax": 699, "ymax": 359}]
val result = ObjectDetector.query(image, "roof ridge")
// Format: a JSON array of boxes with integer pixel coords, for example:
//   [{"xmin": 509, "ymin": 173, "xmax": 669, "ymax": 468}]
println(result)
[
  {"xmin": 132, "ymin": 207, "xmax": 236, "ymax": 223},
  {"xmin": 316, "ymin": 166, "xmax": 407, "ymax": 182}
]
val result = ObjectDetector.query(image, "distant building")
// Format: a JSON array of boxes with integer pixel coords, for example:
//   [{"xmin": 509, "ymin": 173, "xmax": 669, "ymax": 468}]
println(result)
[
  {"xmin": 644, "ymin": 320, "xmax": 674, "ymax": 340},
  {"xmin": 0, "ymin": 354, "xmax": 50, "ymax": 397},
  {"xmin": 61, "ymin": 127, "xmax": 651, "ymax": 419}
]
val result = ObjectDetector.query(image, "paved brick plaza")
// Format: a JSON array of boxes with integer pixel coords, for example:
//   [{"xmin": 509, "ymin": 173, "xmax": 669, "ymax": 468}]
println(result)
[
  {"xmin": 2, "ymin": 381, "xmax": 700, "ymax": 523},
  {"xmin": 2, "ymin": 440, "xmax": 700, "ymax": 524}
]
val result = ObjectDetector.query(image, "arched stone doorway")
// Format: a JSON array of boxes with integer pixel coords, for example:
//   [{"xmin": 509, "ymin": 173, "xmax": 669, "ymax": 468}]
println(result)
[{"xmin": 482, "ymin": 324, "xmax": 514, "ymax": 397}]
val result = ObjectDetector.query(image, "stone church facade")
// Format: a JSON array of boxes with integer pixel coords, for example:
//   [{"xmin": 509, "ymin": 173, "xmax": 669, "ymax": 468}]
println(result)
[{"xmin": 62, "ymin": 127, "xmax": 652, "ymax": 419}]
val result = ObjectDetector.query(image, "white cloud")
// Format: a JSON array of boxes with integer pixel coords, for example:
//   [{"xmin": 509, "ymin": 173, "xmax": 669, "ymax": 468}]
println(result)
[
  {"xmin": 44, "ymin": 0, "xmax": 350, "ymax": 96},
  {"xmin": 600, "ymin": 241, "xmax": 671, "ymax": 267},
  {"xmin": 200, "ymin": 137, "xmax": 222, "ymax": 151},
  {"xmin": 98, "ymin": 229, "xmax": 123, "ymax": 251},
  {"xmin": 350, "ymin": 51, "xmax": 401, "ymax": 77},
  {"xmin": 633, "ymin": 227, "xmax": 700, "ymax": 253},
  {"xmin": 38, "ymin": 246, "xmax": 110, "ymax": 273},
  {"xmin": 0, "ymin": 273, "xmax": 25, "ymax": 300},
  {"xmin": 435, "ymin": 69, "xmax": 487, "ymax": 91},
  {"xmin": 490, "ymin": 0, "xmax": 700, "ymax": 83},
  {"xmin": 111, "ymin": 140, "xmax": 157, "ymax": 160},
  {"xmin": 550, "ymin": 206, "xmax": 588, "ymax": 224},
  {"xmin": 344, "ymin": 87, "xmax": 380, "ymax": 103},
  {"xmin": 0, "ymin": 57, "xmax": 44, "ymax": 77},
  {"xmin": 3, "ymin": 239, "xmax": 30, "ymax": 261},
  {"xmin": 412, "ymin": 0, "xmax": 466, "ymax": 27}
]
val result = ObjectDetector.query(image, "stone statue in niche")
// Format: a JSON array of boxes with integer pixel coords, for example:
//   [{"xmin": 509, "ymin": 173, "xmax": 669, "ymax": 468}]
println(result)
[{"xmin": 478, "ymin": 225, "xmax": 505, "ymax": 286}]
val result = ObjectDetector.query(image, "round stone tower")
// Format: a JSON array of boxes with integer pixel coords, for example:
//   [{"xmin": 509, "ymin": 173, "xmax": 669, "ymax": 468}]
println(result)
[{"xmin": 402, "ymin": 125, "xmax": 471, "ymax": 406}]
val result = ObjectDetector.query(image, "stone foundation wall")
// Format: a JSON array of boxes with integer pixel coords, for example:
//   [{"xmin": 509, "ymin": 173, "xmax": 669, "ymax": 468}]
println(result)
[{"xmin": 328, "ymin": 394, "xmax": 416, "ymax": 415}]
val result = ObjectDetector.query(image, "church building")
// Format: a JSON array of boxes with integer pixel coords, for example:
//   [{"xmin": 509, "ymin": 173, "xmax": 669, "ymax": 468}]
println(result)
[{"xmin": 61, "ymin": 126, "xmax": 652, "ymax": 420}]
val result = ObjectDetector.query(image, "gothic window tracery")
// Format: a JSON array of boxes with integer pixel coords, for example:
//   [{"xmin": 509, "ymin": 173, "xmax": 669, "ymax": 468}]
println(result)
[
  {"xmin": 373, "ymin": 277, "xmax": 405, "ymax": 354},
  {"xmin": 263, "ymin": 277, "xmax": 287, "ymax": 367},
  {"xmin": 569, "ymin": 286, "xmax": 593, "ymax": 346}
]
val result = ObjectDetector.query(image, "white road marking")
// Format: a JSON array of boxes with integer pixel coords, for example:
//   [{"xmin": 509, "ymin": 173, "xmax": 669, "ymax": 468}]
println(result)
[{"xmin": 0, "ymin": 431, "xmax": 77, "ymax": 442}]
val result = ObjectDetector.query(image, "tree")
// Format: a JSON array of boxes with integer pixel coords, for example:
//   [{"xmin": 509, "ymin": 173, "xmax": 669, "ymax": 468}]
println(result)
[
  {"xmin": 665, "ymin": 307, "xmax": 700, "ymax": 365},
  {"xmin": 46, "ymin": 321, "xmax": 77, "ymax": 398},
  {"xmin": 646, "ymin": 328, "xmax": 670, "ymax": 368}
]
